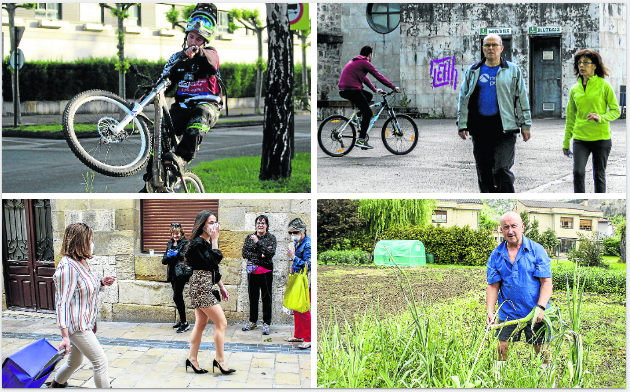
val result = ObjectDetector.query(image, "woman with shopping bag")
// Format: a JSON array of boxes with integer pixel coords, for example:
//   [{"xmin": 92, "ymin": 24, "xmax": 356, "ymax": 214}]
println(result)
[
  {"xmin": 284, "ymin": 218, "xmax": 311, "ymax": 349},
  {"xmin": 50, "ymin": 223, "xmax": 116, "ymax": 388}
]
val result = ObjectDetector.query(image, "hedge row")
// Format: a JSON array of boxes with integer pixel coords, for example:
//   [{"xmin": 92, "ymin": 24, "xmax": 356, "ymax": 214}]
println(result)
[
  {"xmin": 319, "ymin": 250, "xmax": 373, "ymax": 266},
  {"xmin": 3, "ymin": 57, "xmax": 310, "ymax": 101},
  {"xmin": 551, "ymin": 263, "xmax": 626, "ymax": 296}
]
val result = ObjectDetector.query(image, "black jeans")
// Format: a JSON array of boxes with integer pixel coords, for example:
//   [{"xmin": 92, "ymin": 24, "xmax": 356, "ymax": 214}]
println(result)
[
  {"xmin": 171, "ymin": 277, "xmax": 187, "ymax": 323},
  {"xmin": 170, "ymin": 103, "xmax": 219, "ymax": 161},
  {"xmin": 247, "ymin": 272, "xmax": 273, "ymax": 325},
  {"xmin": 572, "ymin": 139, "xmax": 612, "ymax": 193},
  {"xmin": 339, "ymin": 90, "xmax": 373, "ymax": 139},
  {"xmin": 471, "ymin": 131, "xmax": 517, "ymax": 193}
]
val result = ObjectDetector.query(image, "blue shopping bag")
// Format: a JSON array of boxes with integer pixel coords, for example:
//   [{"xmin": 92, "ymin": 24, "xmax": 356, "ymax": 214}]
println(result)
[{"xmin": 2, "ymin": 338, "xmax": 63, "ymax": 388}]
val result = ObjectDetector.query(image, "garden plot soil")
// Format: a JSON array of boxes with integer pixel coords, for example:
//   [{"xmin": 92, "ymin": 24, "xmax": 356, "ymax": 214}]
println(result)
[{"xmin": 317, "ymin": 265, "xmax": 486, "ymax": 334}]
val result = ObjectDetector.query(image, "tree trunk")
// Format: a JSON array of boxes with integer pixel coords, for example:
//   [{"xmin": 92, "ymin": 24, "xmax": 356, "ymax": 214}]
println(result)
[
  {"xmin": 621, "ymin": 234, "xmax": 626, "ymax": 263},
  {"xmin": 301, "ymin": 34, "xmax": 308, "ymax": 97},
  {"xmin": 7, "ymin": 4, "xmax": 21, "ymax": 125},
  {"xmin": 117, "ymin": 3, "xmax": 125, "ymax": 99},
  {"xmin": 260, "ymin": 4, "xmax": 293, "ymax": 181},
  {"xmin": 255, "ymin": 28, "xmax": 264, "ymax": 114}
]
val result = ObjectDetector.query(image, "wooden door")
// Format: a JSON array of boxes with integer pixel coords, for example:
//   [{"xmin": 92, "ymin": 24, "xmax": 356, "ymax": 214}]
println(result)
[{"xmin": 3, "ymin": 199, "xmax": 56, "ymax": 311}]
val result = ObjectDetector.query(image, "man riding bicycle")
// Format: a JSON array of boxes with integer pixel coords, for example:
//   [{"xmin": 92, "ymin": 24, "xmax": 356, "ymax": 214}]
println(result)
[
  {"xmin": 338, "ymin": 45, "xmax": 400, "ymax": 149},
  {"xmin": 142, "ymin": 3, "xmax": 225, "ymax": 190}
]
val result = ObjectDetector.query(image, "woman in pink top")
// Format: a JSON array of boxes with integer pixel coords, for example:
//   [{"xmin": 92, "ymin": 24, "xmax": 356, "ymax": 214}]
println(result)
[{"xmin": 49, "ymin": 223, "xmax": 115, "ymax": 388}]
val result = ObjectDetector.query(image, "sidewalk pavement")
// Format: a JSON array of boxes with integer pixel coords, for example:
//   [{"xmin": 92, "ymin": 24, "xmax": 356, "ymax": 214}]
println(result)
[{"xmin": 2, "ymin": 311, "xmax": 311, "ymax": 388}]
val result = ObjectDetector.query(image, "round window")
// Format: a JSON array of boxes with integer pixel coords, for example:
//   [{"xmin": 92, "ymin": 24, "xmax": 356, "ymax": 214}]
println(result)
[{"xmin": 366, "ymin": 3, "xmax": 400, "ymax": 34}]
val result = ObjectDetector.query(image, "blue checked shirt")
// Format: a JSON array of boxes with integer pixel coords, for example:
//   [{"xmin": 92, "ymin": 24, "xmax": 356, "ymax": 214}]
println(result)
[{"xmin": 487, "ymin": 235, "xmax": 551, "ymax": 321}]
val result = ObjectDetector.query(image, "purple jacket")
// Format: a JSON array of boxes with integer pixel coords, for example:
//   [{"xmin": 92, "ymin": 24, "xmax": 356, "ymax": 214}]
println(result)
[{"xmin": 338, "ymin": 55, "xmax": 396, "ymax": 92}]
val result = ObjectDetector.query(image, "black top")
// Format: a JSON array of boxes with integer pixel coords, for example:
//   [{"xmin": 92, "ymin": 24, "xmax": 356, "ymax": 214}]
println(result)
[
  {"xmin": 241, "ymin": 232, "xmax": 277, "ymax": 271},
  {"xmin": 161, "ymin": 238, "xmax": 189, "ymax": 282},
  {"xmin": 185, "ymin": 236, "xmax": 223, "ymax": 272}
]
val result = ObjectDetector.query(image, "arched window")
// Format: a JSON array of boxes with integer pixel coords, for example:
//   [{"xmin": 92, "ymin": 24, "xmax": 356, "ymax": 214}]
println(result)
[{"xmin": 366, "ymin": 3, "xmax": 400, "ymax": 34}]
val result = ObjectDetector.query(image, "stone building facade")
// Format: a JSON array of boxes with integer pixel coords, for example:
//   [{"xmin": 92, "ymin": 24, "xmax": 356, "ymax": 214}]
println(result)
[
  {"xmin": 317, "ymin": 3, "xmax": 626, "ymax": 119},
  {"xmin": 3, "ymin": 198, "xmax": 311, "ymax": 325}
]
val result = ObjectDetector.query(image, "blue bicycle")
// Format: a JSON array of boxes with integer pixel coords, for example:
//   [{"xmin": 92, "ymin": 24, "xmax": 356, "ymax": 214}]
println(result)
[{"xmin": 318, "ymin": 91, "xmax": 418, "ymax": 157}]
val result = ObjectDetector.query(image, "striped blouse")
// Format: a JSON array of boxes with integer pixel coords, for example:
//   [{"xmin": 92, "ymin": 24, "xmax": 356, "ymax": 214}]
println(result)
[{"xmin": 53, "ymin": 256, "xmax": 102, "ymax": 335}]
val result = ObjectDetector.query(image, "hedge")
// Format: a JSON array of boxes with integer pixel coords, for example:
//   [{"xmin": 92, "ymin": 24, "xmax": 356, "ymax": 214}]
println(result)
[
  {"xmin": 319, "ymin": 250, "xmax": 373, "ymax": 266},
  {"xmin": 3, "ymin": 57, "xmax": 310, "ymax": 101},
  {"xmin": 551, "ymin": 263, "xmax": 625, "ymax": 296}
]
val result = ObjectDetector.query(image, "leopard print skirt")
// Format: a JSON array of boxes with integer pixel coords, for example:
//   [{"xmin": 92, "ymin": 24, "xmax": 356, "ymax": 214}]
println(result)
[{"xmin": 189, "ymin": 270, "xmax": 220, "ymax": 308}]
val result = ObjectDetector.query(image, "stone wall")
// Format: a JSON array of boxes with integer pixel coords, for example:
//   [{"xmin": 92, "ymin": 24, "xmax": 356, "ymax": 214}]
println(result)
[
  {"xmin": 318, "ymin": 3, "xmax": 626, "ymax": 118},
  {"xmin": 51, "ymin": 199, "xmax": 311, "ymax": 325}
]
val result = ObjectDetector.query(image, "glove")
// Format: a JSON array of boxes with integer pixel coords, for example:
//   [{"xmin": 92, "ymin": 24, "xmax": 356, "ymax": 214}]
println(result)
[{"xmin": 167, "ymin": 249, "xmax": 178, "ymax": 258}]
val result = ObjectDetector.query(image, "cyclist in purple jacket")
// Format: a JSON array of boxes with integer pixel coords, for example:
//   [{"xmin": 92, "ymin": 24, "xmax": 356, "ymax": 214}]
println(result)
[{"xmin": 338, "ymin": 46, "xmax": 400, "ymax": 149}]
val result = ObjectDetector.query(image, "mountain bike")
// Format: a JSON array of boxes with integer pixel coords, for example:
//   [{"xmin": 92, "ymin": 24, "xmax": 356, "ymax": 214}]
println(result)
[
  {"xmin": 318, "ymin": 91, "xmax": 418, "ymax": 157},
  {"xmin": 62, "ymin": 50, "xmax": 206, "ymax": 193}
]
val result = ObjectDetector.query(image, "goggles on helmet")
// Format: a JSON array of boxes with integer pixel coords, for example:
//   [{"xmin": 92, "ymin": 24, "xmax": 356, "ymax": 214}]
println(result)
[{"xmin": 186, "ymin": 12, "xmax": 216, "ymax": 42}]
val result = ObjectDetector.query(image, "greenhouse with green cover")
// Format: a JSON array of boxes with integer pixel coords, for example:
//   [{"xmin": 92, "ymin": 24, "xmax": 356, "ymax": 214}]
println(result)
[{"xmin": 374, "ymin": 240, "xmax": 426, "ymax": 267}]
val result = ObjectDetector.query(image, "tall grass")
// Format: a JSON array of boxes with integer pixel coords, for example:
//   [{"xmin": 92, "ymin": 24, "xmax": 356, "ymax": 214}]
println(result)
[{"xmin": 317, "ymin": 260, "xmax": 597, "ymax": 388}]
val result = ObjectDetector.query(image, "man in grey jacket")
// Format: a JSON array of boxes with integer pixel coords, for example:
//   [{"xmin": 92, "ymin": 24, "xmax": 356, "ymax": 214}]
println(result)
[{"xmin": 457, "ymin": 34, "xmax": 532, "ymax": 193}]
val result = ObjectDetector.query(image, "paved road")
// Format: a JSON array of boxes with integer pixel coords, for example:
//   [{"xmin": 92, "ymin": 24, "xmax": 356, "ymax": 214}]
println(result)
[
  {"xmin": 2, "ymin": 115, "xmax": 311, "ymax": 193},
  {"xmin": 2, "ymin": 313, "xmax": 311, "ymax": 388},
  {"xmin": 317, "ymin": 118, "xmax": 627, "ymax": 194}
]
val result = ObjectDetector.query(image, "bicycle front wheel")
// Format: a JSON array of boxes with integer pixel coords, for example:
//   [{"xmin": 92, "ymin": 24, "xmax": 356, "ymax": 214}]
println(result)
[
  {"xmin": 172, "ymin": 171, "xmax": 205, "ymax": 193},
  {"xmin": 381, "ymin": 114, "xmax": 419, "ymax": 155},
  {"xmin": 318, "ymin": 115, "xmax": 357, "ymax": 157},
  {"xmin": 63, "ymin": 90, "xmax": 151, "ymax": 177}
]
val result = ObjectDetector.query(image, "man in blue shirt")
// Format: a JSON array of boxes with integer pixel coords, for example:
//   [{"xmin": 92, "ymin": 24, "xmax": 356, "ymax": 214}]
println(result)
[
  {"xmin": 457, "ymin": 34, "xmax": 532, "ymax": 193},
  {"xmin": 486, "ymin": 212, "xmax": 552, "ymax": 372}
]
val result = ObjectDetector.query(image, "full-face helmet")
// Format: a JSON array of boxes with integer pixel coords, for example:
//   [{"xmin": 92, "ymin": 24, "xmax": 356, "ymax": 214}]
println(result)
[{"xmin": 185, "ymin": 3, "xmax": 217, "ymax": 43}]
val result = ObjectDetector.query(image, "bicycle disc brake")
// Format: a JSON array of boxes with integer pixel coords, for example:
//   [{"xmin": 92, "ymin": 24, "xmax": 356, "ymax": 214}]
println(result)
[{"xmin": 98, "ymin": 117, "xmax": 132, "ymax": 144}]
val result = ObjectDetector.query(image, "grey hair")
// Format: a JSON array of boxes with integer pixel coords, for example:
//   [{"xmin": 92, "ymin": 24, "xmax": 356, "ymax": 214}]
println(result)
[{"xmin": 288, "ymin": 217, "xmax": 307, "ymax": 232}]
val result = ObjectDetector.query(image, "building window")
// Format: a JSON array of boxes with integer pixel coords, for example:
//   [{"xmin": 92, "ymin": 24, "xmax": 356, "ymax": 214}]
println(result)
[
  {"xmin": 155, "ymin": 4, "xmax": 172, "ymax": 28},
  {"xmin": 141, "ymin": 199, "xmax": 219, "ymax": 252},
  {"xmin": 432, "ymin": 210, "xmax": 447, "ymax": 223},
  {"xmin": 80, "ymin": 3, "xmax": 103, "ymax": 24},
  {"xmin": 366, "ymin": 3, "xmax": 400, "ymax": 34},
  {"xmin": 35, "ymin": 3, "xmax": 62, "ymax": 20},
  {"xmin": 559, "ymin": 238, "xmax": 576, "ymax": 253},
  {"xmin": 127, "ymin": 5, "xmax": 141, "ymax": 26},
  {"xmin": 560, "ymin": 217, "xmax": 573, "ymax": 229},
  {"xmin": 216, "ymin": 10, "xmax": 231, "ymax": 34},
  {"xmin": 579, "ymin": 219, "xmax": 592, "ymax": 231}
]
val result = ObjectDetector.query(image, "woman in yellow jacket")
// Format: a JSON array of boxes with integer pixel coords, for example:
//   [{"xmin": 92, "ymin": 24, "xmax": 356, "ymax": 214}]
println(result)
[{"xmin": 563, "ymin": 49, "xmax": 620, "ymax": 193}]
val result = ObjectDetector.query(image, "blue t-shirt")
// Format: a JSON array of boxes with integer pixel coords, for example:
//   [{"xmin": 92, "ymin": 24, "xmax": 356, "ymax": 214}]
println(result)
[
  {"xmin": 486, "ymin": 236, "xmax": 552, "ymax": 321},
  {"xmin": 476, "ymin": 63, "xmax": 500, "ymax": 116}
]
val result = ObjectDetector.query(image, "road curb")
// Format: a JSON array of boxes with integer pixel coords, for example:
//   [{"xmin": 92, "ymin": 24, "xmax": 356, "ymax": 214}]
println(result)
[{"xmin": 2, "ymin": 120, "xmax": 264, "ymax": 139}]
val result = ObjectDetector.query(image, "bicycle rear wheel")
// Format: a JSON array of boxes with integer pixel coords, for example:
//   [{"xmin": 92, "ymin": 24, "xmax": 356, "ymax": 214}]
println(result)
[
  {"xmin": 63, "ymin": 90, "xmax": 151, "ymax": 177},
  {"xmin": 381, "ymin": 114, "xmax": 418, "ymax": 155},
  {"xmin": 318, "ymin": 115, "xmax": 356, "ymax": 157}
]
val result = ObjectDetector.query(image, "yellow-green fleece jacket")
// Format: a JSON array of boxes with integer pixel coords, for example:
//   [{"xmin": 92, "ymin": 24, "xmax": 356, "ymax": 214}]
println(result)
[{"xmin": 563, "ymin": 75, "xmax": 620, "ymax": 149}]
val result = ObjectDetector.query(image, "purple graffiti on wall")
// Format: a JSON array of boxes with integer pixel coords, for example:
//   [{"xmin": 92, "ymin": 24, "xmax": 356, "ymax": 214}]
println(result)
[{"xmin": 430, "ymin": 56, "xmax": 458, "ymax": 90}]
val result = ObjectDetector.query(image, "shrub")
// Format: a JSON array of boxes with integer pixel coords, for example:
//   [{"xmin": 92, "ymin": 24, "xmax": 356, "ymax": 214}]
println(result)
[
  {"xmin": 552, "ymin": 263, "xmax": 625, "ymax": 296},
  {"xmin": 319, "ymin": 250, "xmax": 372, "ymax": 266},
  {"xmin": 602, "ymin": 237, "xmax": 621, "ymax": 256},
  {"xmin": 568, "ymin": 233, "xmax": 605, "ymax": 267}
]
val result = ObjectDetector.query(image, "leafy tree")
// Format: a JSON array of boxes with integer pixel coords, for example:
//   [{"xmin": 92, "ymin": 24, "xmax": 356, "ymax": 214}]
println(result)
[
  {"xmin": 479, "ymin": 212, "xmax": 499, "ymax": 232},
  {"xmin": 538, "ymin": 228, "xmax": 560, "ymax": 257},
  {"xmin": 229, "ymin": 8, "xmax": 267, "ymax": 114},
  {"xmin": 520, "ymin": 211, "xmax": 540, "ymax": 243},
  {"xmin": 3, "ymin": 2, "xmax": 36, "ymax": 125},
  {"xmin": 568, "ymin": 233, "xmax": 605, "ymax": 267},
  {"xmin": 292, "ymin": 27, "xmax": 311, "ymax": 110},
  {"xmin": 101, "ymin": 3, "xmax": 140, "ymax": 98},
  {"xmin": 259, "ymin": 4, "xmax": 292, "ymax": 181},
  {"xmin": 317, "ymin": 200, "xmax": 364, "ymax": 253},
  {"xmin": 165, "ymin": 4, "xmax": 196, "ymax": 31},
  {"xmin": 358, "ymin": 199, "xmax": 436, "ymax": 234}
]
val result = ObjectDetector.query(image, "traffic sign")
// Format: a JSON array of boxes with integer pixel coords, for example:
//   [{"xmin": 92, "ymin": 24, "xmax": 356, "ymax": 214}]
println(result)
[
  {"xmin": 288, "ymin": 3, "xmax": 309, "ymax": 30},
  {"xmin": 10, "ymin": 49, "xmax": 25, "ymax": 70}
]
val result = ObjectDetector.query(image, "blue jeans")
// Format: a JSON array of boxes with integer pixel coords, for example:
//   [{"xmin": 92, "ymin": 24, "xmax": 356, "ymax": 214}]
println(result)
[{"xmin": 573, "ymin": 139, "xmax": 612, "ymax": 193}]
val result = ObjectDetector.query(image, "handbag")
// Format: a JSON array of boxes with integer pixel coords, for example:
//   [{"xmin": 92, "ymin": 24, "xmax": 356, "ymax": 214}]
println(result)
[
  {"xmin": 174, "ymin": 261, "xmax": 193, "ymax": 278},
  {"xmin": 283, "ymin": 263, "xmax": 310, "ymax": 313}
]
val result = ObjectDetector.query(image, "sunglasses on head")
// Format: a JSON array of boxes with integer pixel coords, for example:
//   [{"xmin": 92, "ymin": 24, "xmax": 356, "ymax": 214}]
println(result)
[{"xmin": 171, "ymin": 223, "xmax": 182, "ymax": 227}]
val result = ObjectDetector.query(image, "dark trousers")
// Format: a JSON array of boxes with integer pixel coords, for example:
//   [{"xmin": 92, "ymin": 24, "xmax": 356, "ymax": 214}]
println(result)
[
  {"xmin": 471, "ymin": 131, "xmax": 517, "ymax": 193},
  {"xmin": 170, "ymin": 103, "xmax": 219, "ymax": 161},
  {"xmin": 339, "ymin": 90, "xmax": 373, "ymax": 139},
  {"xmin": 248, "ymin": 272, "xmax": 273, "ymax": 325},
  {"xmin": 573, "ymin": 139, "xmax": 612, "ymax": 193},
  {"xmin": 171, "ymin": 277, "xmax": 187, "ymax": 323}
]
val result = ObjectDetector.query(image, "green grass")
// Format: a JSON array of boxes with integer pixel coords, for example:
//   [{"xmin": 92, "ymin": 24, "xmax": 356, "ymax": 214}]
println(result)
[
  {"xmin": 191, "ymin": 153, "xmax": 311, "ymax": 193},
  {"xmin": 602, "ymin": 256, "xmax": 625, "ymax": 270},
  {"xmin": 5, "ymin": 119, "xmax": 260, "ymax": 133}
]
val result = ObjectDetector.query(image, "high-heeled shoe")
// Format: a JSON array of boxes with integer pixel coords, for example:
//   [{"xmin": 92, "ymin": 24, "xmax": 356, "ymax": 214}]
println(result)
[
  {"xmin": 185, "ymin": 358, "xmax": 208, "ymax": 374},
  {"xmin": 213, "ymin": 359, "xmax": 236, "ymax": 374}
]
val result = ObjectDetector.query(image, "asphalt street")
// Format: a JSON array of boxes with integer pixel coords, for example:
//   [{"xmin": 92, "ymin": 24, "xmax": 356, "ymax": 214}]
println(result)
[
  {"xmin": 317, "ymin": 118, "xmax": 627, "ymax": 194},
  {"xmin": 2, "ymin": 115, "xmax": 311, "ymax": 193}
]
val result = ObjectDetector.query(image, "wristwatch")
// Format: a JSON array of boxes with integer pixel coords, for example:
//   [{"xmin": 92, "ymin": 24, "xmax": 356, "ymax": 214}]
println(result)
[{"xmin": 536, "ymin": 304, "xmax": 546, "ymax": 311}]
